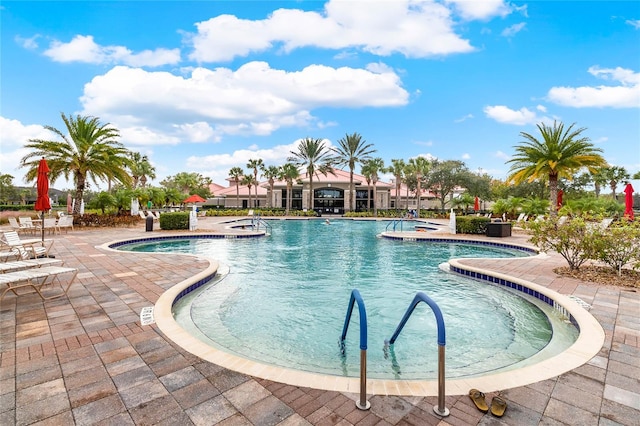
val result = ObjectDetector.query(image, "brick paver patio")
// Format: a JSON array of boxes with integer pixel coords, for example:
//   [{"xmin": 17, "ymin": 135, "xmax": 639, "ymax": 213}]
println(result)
[{"xmin": 1, "ymin": 218, "xmax": 638, "ymax": 425}]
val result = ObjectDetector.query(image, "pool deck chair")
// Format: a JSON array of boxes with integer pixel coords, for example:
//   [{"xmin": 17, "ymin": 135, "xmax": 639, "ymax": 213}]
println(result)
[
  {"xmin": 0, "ymin": 258, "xmax": 63, "ymax": 274},
  {"xmin": 8, "ymin": 217, "xmax": 32, "ymax": 235},
  {"xmin": 1, "ymin": 231, "xmax": 53, "ymax": 260},
  {"xmin": 55, "ymin": 215, "xmax": 74, "ymax": 233},
  {"xmin": 0, "ymin": 265, "xmax": 78, "ymax": 300}
]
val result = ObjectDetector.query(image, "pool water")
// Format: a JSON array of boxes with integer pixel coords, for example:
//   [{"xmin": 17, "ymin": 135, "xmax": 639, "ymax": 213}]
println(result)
[{"xmin": 125, "ymin": 219, "xmax": 578, "ymax": 379}]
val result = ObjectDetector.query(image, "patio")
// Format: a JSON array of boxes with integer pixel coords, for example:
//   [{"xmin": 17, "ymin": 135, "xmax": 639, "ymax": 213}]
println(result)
[{"xmin": 0, "ymin": 218, "xmax": 638, "ymax": 425}]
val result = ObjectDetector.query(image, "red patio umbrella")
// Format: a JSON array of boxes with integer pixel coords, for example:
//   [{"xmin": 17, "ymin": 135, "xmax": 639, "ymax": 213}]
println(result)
[
  {"xmin": 67, "ymin": 193, "xmax": 72, "ymax": 214},
  {"xmin": 183, "ymin": 194, "xmax": 206, "ymax": 204},
  {"xmin": 624, "ymin": 183, "xmax": 634, "ymax": 220},
  {"xmin": 556, "ymin": 189, "xmax": 563, "ymax": 209},
  {"xmin": 34, "ymin": 158, "xmax": 51, "ymax": 243},
  {"xmin": 474, "ymin": 196, "xmax": 480, "ymax": 211}
]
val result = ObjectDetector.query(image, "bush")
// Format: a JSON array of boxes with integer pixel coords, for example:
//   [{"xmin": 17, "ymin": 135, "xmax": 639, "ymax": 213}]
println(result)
[
  {"xmin": 590, "ymin": 222, "xmax": 640, "ymax": 276},
  {"xmin": 456, "ymin": 216, "xmax": 490, "ymax": 234},
  {"xmin": 74, "ymin": 214, "xmax": 140, "ymax": 227},
  {"xmin": 159, "ymin": 212, "xmax": 189, "ymax": 230}
]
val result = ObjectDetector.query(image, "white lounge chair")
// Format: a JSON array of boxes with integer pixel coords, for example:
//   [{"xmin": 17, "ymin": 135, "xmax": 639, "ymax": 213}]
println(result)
[
  {"xmin": 0, "ymin": 258, "xmax": 63, "ymax": 274},
  {"xmin": 43, "ymin": 218, "xmax": 58, "ymax": 235},
  {"xmin": 0, "ymin": 265, "xmax": 78, "ymax": 300},
  {"xmin": 55, "ymin": 215, "xmax": 74, "ymax": 233},
  {"xmin": 18, "ymin": 217, "xmax": 36, "ymax": 235},
  {"xmin": 138, "ymin": 210, "xmax": 148, "ymax": 220},
  {"xmin": 8, "ymin": 217, "xmax": 31, "ymax": 235},
  {"xmin": 1, "ymin": 231, "xmax": 53, "ymax": 260}
]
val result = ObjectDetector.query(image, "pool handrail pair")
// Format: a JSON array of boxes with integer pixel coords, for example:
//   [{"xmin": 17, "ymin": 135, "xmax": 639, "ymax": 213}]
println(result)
[
  {"xmin": 385, "ymin": 217, "xmax": 405, "ymax": 232},
  {"xmin": 340, "ymin": 289, "xmax": 449, "ymax": 417}
]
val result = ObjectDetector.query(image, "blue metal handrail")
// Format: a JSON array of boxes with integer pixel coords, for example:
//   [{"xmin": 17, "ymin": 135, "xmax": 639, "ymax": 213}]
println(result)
[
  {"xmin": 386, "ymin": 291, "xmax": 449, "ymax": 417},
  {"xmin": 339, "ymin": 289, "xmax": 370, "ymax": 410},
  {"xmin": 250, "ymin": 213, "xmax": 272, "ymax": 234},
  {"xmin": 385, "ymin": 217, "xmax": 405, "ymax": 232}
]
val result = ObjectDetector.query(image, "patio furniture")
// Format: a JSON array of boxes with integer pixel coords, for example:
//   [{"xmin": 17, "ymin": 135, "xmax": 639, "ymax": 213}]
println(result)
[{"xmin": 0, "ymin": 265, "xmax": 79, "ymax": 300}]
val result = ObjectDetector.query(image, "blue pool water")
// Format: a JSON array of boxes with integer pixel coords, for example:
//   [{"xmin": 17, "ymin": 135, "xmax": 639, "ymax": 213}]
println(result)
[{"xmin": 123, "ymin": 219, "xmax": 578, "ymax": 379}]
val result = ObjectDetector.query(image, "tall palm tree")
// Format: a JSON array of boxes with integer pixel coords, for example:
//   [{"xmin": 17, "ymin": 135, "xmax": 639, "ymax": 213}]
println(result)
[
  {"xmin": 129, "ymin": 152, "xmax": 156, "ymax": 188},
  {"xmin": 363, "ymin": 158, "xmax": 385, "ymax": 217},
  {"xmin": 241, "ymin": 174, "xmax": 255, "ymax": 208},
  {"xmin": 247, "ymin": 158, "xmax": 264, "ymax": 203},
  {"xmin": 360, "ymin": 162, "xmax": 373, "ymax": 211},
  {"xmin": 20, "ymin": 113, "xmax": 131, "ymax": 215},
  {"xmin": 262, "ymin": 165, "xmax": 280, "ymax": 208},
  {"xmin": 331, "ymin": 132, "xmax": 376, "ymax": 211},
  {"xmin": 601, "ymin": 166, "xmax": 630, "ymax": 200},
  {"xmin": 288, "ymin": 138, "xmax": 334, "ymax": 211},
  {"xmin": 507, "ymin": 121, "xmax": 607, "ymax": 215},
  {"xmin": 408, "ymin": 156, "xmax": 431, "ymax": 218},
  {"xmin": 279, "ymin": 163, "xmax": 300, "ymax": 215},
  {"xmin": 229, "ymin": 167, "xmax": 244, "ymax": 208},
  {"xmin": 387, "ymin": 159, "xmax": 406, "ymax": 210}
]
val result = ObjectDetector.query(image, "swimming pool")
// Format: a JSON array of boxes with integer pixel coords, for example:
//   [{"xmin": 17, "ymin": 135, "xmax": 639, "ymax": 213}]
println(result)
[{"xmin": 120, "ymin": 220, "xmax": 579, "ymax": 380}]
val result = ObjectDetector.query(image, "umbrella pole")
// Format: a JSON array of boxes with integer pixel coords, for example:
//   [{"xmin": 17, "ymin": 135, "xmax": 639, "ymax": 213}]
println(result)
[{"xmin": 41, "ymin": 211, "xmax": 45, "ymax": 245}]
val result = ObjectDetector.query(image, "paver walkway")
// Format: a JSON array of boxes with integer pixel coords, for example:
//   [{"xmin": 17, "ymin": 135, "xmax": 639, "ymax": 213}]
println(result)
[{"xmin": 0, "ymin": 218, "xmax": 638, "ymax": 425}]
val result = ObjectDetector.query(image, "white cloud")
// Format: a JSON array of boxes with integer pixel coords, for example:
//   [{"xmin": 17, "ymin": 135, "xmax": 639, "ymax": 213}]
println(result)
[
  {"xmin": 15, "ymin": 34, "xmax": 39, "ymax": 49},
  {"xmin": 187, "ymin": 0, "xmax": 476, "ymax": 62},
  {"xmin": 79, "ymin": 63, "xmax": 408, "ymax": 145},
  {"xmin": 461, "ymin": 153, "xmax": 471, "ymax": 160},
  {"xmin": 483, "ymin": 105, "xmax": 544, "ymax": 125},
  {"xmin": 43, "ymin": 35, "xmax": 180, "ymax": 67},
  {"xmin": 495, "ymin": 150, "xmax": 511, "ymax": 160},
  {"xmin": 536, "ymin": 104, "xmax": 547, "ymax": 113},
  {"xmin": 0, "ymin": 117, "xmax": 56, "ymax": 184},
  {"xmin": 501, "ymin": 22, "xmax": 526, "ymax": 38},
  {"xmin": 626, "ymin": 19, "xmax": 640, "ymax": 29},
  {"xmin": 547, "ymin": 66, "xmax": 640, "ymax": 108},
  {"xmin": 446, "ymin": 0, "xmax": 513, "ymax": 20},
  {"xmin": 454, "ymin": 113, "xmax": 474, "ymax": 123}
]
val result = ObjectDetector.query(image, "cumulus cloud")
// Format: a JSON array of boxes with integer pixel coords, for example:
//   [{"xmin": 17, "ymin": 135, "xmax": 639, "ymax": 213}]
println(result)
[
  {"xmin": 483, "ymin": 105, "xmax": 547, "ymax": 125},
  {"xmin": 0, "ymin": 117, "xmax": 57, "ymax": 183},
  {"xmin": 43, "ymin": 35, "xmax": 180, "ymax": 67},
  {"xmin": 461, "ymin": 153, "xmax": 471, "ymax": 160},
  {"xmin": 79, "ymin": 62, "xmax": 408, "ymax": 146},
  {"xmin": 187, "ymin": 0, "xmax": 482, "ymax": 62},
  {"xmin": 547, "ymin": 66, "xmax": 640, "ymax": 108}
]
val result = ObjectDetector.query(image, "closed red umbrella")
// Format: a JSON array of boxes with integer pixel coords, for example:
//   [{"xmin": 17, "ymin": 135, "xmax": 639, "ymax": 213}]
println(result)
[
  {"xmin": 474, "ymin": 196, "xmax": 480, "ymax": 212},
  {"xmin": 624, "ymin": 183, "xmax": 634, "ymax": 220},
  {"xmin": 556, "ymin": 189, "xmax": 563, "ymax": 209},
  {"xmin": 67, "ymin": 193, "xmax": 72, "ymax": 214},
  {"xmin": 34, "ymin": 158, "xmax": 51, "ymax": 242}
]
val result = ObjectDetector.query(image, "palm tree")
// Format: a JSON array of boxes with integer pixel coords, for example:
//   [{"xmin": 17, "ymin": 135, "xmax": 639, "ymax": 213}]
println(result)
[
  {"xmin": 241, "ymin": 174, "xmax": 255, "ymax": 208},
  {"xmin": 331, "ymin": 133, "xmax": 376, "ymax": 211},
  {"xmin": 408, "ymin": 156, "xmax": 431, "ymax": 218},
  {"xmin": 279, "ymin": 163, "xmax": 300, "ymax": 215},
  {"xmin": 129, "ymin": 152, "xmax": 156, "ymax": 188},
  {"xmin": 387, "ymin": 159, "xmax": 406, "ymax": 210},
  {"xmin": 601, "ymin": 166, "xmax": 630, "ymax": 200},
  {"xmin": 288, "ymin": 138, "xmax": 334, "ymax": 211},
  {"xmin": 20, "ymin": 113, "xmax": 131, "ymax": 215},
  {"xmin": 360, "ymin": 162, "xmax": 373, "ymax": 211},
  {"xmin": 507, "ymin": 121, "xmax": 607, "ymax": 216},
  {"xmin": 262, "ymin": 165, "xmax": 280, "ymax": 208},
  {"xmin": 247, "ymin": 158, "xmax": 264, "ymax": 203},
  {"xmin": 229, "ymin": 167, "xmax": 244, "ymax": 208},
  {"xmin": 363, "ymin": 157, "xmax": 385, "ymax": 217}
]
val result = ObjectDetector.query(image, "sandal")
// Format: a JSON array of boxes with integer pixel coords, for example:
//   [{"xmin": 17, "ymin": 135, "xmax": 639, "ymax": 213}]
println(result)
[
  {"xmin": 468, "ymin": 388, "xmax": 488, "ymax": 413},
  {"xmin": 491, "ymin": 395, "xmax": 507, "ymax": 417}
]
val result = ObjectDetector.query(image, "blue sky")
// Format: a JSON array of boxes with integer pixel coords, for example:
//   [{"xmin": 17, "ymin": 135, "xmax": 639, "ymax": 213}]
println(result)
[{"xmin": 1, "ymin": 0, "xmax": 639, "ymax": 192}]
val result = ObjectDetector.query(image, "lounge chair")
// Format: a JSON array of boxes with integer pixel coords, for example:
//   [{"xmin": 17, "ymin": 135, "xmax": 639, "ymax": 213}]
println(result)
[
  {"xmin": 8, "ymin": 217, "xmax": 32, "ymax": 235},
  {"xmin": 0, "ymin": 265, "xmax": 78, "ymax": 300},
  {"xmin": 138, "ymin": 210, "xmax": 148, "ymax": 220},
  {"xmin": 0, "ymin": 258, "xmax": 63, "ymax": 274},
  {"xmin": 18, "ymin": 217, "xmax": 37, "ymax": 235},
  {"xmin": 43, "ymin": 218, "xmax": 58, "ymax": 235},
  {"xmin": 55, "ymin": 215, "xmax": 74, "ymax": 233},
  {"xmin": 152, "ymin": 211, "xmax": 161, "ymax": 220},
  {"xmin": 515, "ymin": 213, "xmax": 526, "ymax": 222},
  {"xmin": 1, "ymin": 231, "xmax": 53, "ymax": 260}
]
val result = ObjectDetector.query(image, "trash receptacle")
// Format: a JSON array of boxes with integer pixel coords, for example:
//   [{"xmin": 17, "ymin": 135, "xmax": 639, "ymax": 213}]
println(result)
[{"xmin": 146, "ymin": 214, "xmax": 153, "ymax": 232}]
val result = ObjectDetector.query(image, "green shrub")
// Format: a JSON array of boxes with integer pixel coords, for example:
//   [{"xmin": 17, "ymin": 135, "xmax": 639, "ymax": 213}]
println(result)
[
  {"xmin": 590, "ymin": 222, "xmax": 640, "ymax": 276},
  {"xmin": 74, "ymin": 214, "xmax": 139, "ymax": 227},
  {"xmin": 456, "ymin": 216, "xmax": 490, "ymax": 234},
  {"xmin": 159, "ymin": 212, "xmax": 190, "ymax": 230}
]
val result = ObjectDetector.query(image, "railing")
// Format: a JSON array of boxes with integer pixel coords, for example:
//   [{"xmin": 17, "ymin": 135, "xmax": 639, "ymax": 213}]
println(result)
[
  {"xmin": 339, "ymin": 289, "xmax": 370, "ymax": 410},
  {"xmin": 250, "ymin": 213, "xmax": 272, "ymax": 234},
  {"xmin": 386, "ymin": 292, "xmax": 449, "ymax": 417},
  {"xmin": 385, "ymin": 217, "xmax": 405, "ymax": 232}
]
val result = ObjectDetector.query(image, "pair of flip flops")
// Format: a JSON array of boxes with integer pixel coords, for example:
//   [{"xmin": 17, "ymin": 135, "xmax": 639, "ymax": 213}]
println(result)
[{"xmin": 469, "ymin": 389, "xmax": 507, "ymax": 417}]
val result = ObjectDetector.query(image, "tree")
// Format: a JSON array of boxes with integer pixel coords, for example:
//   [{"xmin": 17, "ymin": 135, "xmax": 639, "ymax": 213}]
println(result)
[
  {"xmin": 0, "ymin": 173, "xmax": 16, "ymax": 204},
  {"xmin": 247, "ymin": 158, "xmax": 264, "ymax": 203},
  {"xmin": 362, "ymin": 157, "xmax": 385, "ymax": 217},
  {"xmin": 129, "ymin": 152, "xmax": 156, "ymax": 188},
  {"xmin": 507, "ymin": 121, "xmax": 607, "ymax": 216},
  {"xmin": 92, "ymin": 191, "xmax": 117, "ymax": 214},
  {"xmin": 279, "ymin": 163, "xmax": 300, "ymax": 215},
  {"xmin": 161, "ymin": 172, "xmax": 211, "ymax": 199},
  {"xmin": 288, "ymin": 138, "xmax": 334, "ymax": 211},
  {"xmin": 463, "ymin": 171, "xmax": 492, "ymax": 202},
  {"xmin": 241, "ymin": 174, "xmax": 255, "ymax": 208},
  {"xmin": 452, "ymin": 192, "xmax": 475, "ymax": 214},
  {"xmin": 408, "ymin": 156, "xmax": 432, "ymax": 217},
  {"xmin": 426, "ymin": 160, "xmax": 469, "ymax": 211},
  {"xmin": 634, "ymin": 171, "xmax": 640, "ymax": 180},
  {"xmin": 600, "ymin": 166, "xmax": 630, "ymax": 200},
  {"xmin": 331, "ymin": 132, "xmax": 376, "ymax": 211},
  {"xmin": 262, "ymin": 165, "xmax": 280, "ymax": 208},
  {"xmin": 20, "ymin": 113, "xmax": 132, "ymax": 215},
  {"xmin": 228, "ymin": 167, "xmax": 244, "ymax": 208},
  {"xmin": 386, "ymin": 159, "xmax": 406, "ymax": 210}
]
